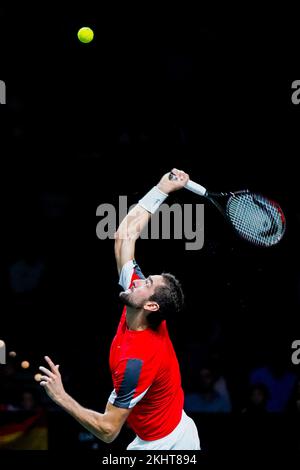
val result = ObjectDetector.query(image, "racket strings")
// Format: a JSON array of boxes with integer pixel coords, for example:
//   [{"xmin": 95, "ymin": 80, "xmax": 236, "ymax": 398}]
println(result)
[{"xmin": 226, "ymin": 193, "xmax": 285, "ymax": 247}]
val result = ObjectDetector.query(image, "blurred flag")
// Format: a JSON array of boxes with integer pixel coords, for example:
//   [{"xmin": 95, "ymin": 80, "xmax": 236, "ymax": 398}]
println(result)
[{"xmin": 0, "ymin": 412, "xmax": 48, "ymax": 449}]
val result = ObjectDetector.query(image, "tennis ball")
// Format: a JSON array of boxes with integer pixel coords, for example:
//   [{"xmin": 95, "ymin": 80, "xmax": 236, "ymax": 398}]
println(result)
[{"xmin": 77, "ymin": 27, "xmax": 94, "ymax": 44}]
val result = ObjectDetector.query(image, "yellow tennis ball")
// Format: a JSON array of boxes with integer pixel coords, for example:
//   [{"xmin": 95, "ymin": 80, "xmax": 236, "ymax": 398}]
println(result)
[{"xmin": 77, "ymin": 27, "xmax": 94, "ymax": 44}]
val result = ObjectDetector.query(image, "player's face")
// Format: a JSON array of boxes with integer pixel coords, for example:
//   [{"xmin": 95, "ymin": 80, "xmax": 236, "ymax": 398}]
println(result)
[{"xmin": 120, "ymin": 275, "xmax": 164, "ymax": 309}]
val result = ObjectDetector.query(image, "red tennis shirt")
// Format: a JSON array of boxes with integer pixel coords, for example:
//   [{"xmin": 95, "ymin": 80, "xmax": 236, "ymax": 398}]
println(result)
[{"xmin": 108, "ymin": 260, "xmax": 184, "ymax": 441}]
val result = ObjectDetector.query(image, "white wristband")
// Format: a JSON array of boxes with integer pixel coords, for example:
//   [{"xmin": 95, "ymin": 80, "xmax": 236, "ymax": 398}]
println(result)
[{"xmin": 138, "ymin": 186, "xmax": 168, "ymax": 214}]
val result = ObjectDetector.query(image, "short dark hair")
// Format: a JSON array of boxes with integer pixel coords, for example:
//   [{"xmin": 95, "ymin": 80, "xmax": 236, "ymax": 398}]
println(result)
[{"xmin": 146, "ymin": 273, "xmax": 184, "ymax": 330}]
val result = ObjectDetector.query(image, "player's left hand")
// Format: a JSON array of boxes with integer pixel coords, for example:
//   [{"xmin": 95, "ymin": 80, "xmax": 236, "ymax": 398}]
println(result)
[{"xmin": 39, "ymin": 356, "xmax": 66, "ymax": 405}]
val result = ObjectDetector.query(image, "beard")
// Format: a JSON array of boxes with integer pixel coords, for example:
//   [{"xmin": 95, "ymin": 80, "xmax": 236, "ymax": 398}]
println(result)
[{"xmin": 119, "ymin": 290, "xmax": 144, "ymax": 309}]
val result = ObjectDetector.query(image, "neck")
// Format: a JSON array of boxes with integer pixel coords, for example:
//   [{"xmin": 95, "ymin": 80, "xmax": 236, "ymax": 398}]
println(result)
[{"xmin": 125, "ymin": 307, "xmax": 148, "ymax": 331}]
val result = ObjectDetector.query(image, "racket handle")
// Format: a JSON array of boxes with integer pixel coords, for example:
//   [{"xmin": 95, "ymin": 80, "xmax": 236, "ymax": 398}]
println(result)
[
  {"xmin": 169, "ymin": 171, "xmax": 207, "ymax": 196},
  {"xmin": 185, "ymin": 180, "xmax": 207, "ymax": 196}
]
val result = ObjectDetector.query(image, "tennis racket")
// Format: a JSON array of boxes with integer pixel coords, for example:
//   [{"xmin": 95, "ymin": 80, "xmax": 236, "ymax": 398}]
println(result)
[{"xmin": 169, "ymin": 171, "xmax": 286, "ymax": 247}]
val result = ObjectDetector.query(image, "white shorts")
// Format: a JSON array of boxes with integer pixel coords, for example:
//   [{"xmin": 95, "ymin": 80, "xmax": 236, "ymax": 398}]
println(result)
[{"xmin": 127, "ymin": 411, "xmax": 200, "ymax": 450}]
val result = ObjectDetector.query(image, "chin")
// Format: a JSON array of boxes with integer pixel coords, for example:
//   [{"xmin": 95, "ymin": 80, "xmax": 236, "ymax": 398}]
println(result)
[{"xmin": 119, "ymin": 291, "xmax": 131, "ymax": 305}]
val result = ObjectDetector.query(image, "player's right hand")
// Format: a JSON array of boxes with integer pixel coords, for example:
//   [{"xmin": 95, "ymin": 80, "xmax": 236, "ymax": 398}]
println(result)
[{"xmin": 157, "ymin": 169, "xmax": 189, "ymax": 194}]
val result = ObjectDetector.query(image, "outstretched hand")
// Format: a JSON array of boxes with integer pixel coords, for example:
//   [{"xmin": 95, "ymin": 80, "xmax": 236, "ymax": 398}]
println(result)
[
  {"xmin": 157, "ymin": 168, "xmax": 189, "ymax": 194},
  {"xmin": 39, "ymin": 356, "xmax": 66, "ymax": 405}
]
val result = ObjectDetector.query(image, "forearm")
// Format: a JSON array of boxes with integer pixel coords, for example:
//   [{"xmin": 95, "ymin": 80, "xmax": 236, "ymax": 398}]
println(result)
[
  {"xmin": 114, "ymin": 205, "xmax": 151, "ymax": 273},
  {"xmin": 116, "ymin": 204, "xmax": 151, "ymax": 241},
  {"xmin": 116, "ymin": 182, "xmax": 170, "ymax": 240},
  {"xmin": 57, "ymin": 393, "xmax": 115, "ymax": 443},
  {"xmin": 114, "ymin": 170, "xmax": 188, "ymax": 272}
]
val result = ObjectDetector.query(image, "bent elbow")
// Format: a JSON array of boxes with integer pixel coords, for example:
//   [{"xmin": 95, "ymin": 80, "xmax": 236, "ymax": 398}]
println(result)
[
  {"xmin": 101, "ymin": 427, "xmax": 118, "ymax": 444},
  {"xmin": 103, "ymin": 434, "xmax": 117, "ymax": 444}
]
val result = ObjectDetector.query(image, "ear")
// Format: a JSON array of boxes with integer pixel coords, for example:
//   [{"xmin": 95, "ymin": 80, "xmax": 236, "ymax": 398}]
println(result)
[{"xmin": 144, "ymin": 301, "xmax": 159, "ymax": 312}]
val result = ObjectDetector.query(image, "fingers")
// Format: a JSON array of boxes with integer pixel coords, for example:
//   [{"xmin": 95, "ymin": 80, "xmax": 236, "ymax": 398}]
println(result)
[
  {"xmin": 40, "ymin": 381, "xmax": 49, "ymax": 387},
  {"xmin": 38, "ymin": 356, "xmax": 60, "ymax": 386},
  {"xmin": 39, "ymin": 366, "xmax": 55, "ymax": 378},
  {"xmin": 171, "ymin": 168, "xmax": 179, "ymax": 179},
  {"xmin": 169, "ymin": 169, "xmax": 178, "ymax": 180},
  {"xmin": 44, "ymin": 355, "xmax": 58, "ymax": 373},
  {"xmin": 40, "ymin": 375, "xmax": 50, "ymax": 382},
  {"xmin": 171, "ymin": 168, "xmax": 189, "ymax": 183}
]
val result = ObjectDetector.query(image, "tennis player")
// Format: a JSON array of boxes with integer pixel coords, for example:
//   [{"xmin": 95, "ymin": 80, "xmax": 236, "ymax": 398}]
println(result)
[{"xmin": 39, "ymin": 168, "xmax": 200, "ymax": 450}]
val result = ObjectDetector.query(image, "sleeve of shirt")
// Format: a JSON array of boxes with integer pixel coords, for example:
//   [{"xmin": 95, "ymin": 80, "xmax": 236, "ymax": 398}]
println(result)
[
  {"xmin": 108, "ymin": 356, "xmax": 157, "ymax": 409},
  {"xmin": 119, "ymin": 259, "xmax": 145, "ymax": 290}
]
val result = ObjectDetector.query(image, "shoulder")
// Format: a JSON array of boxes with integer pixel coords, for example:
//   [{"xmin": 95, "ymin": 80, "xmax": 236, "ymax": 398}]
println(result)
[{"xmin": 119, "ymin": 259, "xmax": 145, "ymax": 290}]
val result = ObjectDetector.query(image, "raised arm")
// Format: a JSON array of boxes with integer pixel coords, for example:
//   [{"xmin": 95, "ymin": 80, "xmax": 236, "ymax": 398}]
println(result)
[{"xmin": 114, "ymin": 169, "xmax": 189, "ymax": 274}]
